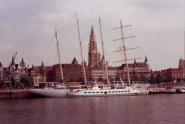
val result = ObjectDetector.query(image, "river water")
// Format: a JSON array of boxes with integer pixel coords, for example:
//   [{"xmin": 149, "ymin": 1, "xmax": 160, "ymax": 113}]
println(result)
[{"xmin": 0, "ymin": 94, "xmax": 184, "ymax": 124}]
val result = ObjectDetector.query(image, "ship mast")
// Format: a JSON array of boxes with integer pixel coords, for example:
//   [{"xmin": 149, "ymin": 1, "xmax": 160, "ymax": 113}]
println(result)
[
  {"xmin": 99, "ymin": 16, "xmax": 109, "ymax": 85},
  {"xmin": 120, "ymin": 21, "xmax": 130, "ymax": 85},
  {"xmin": 55, "ymin": 28, "xmax": 64, "ymax": 81},
  {"xmin": 113, "ymin": 21, "xmax": 140, "ymax": 85},
  {"xmin": 75, "ymin": 13, "xmax": 87, "ymax": 86}
]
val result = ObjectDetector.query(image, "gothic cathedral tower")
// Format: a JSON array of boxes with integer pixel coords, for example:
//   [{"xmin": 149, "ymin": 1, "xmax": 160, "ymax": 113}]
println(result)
[{"xmin": 88, "ymin": 26, "xmax": 100, "ymax": 68}]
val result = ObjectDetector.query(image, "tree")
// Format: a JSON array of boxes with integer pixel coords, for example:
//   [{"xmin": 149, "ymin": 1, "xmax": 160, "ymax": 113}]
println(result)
[
  {"xmin": 177, "ymin": 78, "xmax": 181, "ymax": 83},
  {"xmin": 69, "ymin": 79, "xmax": 75, "ymax": 82},
  {"xmin": 108, "ymin": 76, "xmax": 114, "ymax": 81},
  {"xmin": 20, "ymin": 77, "xmax": 33, "ymax": 86},
  {"xmin": 156, "ymin": 75, "xmax": 164, "ymax": 83},
  {"xmin": 98, "ymin": 76, "xmax": 103, "ymax": 81},
  {"xmin": 166, "ymin": 74, "xmax": 173, "ymax": 82},
  {"xmin": 183, "ymin": 78, "xmax": 185, "ymax": 81},
  {"xmin": 133, "ymin": 75, "xmax": 140, "ymax": 81},
  {"xmin": 140, "ymin": 75, "xmax": 148, "ymax": 81},
  {"xmin": 88, "ymin": 76, "xmax": 94, "ymax": 81},
  {"xmin": 78, "ymin": 77, "xmax": 84, "ymax": 82},
  {"xmin": 149, "ymin": 74, "xmax": 156, "ymax": 83},
  {"xmin": 115, "ymin": 75, "xmax": 120, "ymax": 81}
]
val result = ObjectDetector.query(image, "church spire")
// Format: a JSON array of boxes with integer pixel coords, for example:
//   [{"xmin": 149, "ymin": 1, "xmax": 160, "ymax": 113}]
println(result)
[
  {"xmin": 145, "ymin": 56, "xmax": 148, "ymax": 62},
  {"xmin": 90, "ymin": 26, "xmax": 95, "ymax": 42}
]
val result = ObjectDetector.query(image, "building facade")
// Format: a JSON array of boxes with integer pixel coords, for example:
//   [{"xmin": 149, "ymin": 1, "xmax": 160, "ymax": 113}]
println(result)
[
  {"xmin": 118, "ymin": 57, "xmax": 151, "ymax": 80},
  {"xmin": 28, "ymin": 62, "xmax": 46, "ymax": 87},
  {"xmin": 179, "ymin": 58, "xmax": 185, "ymax": 78},
  {"xmin": 53, "ymin": 57, "xmax": 89, "ymax": 82},
  {"xmin": 90, "ymin": 67, "xmax": 118, "ymax": 81},
  {"xmin": 161, "ymin": 68, "xmax": 183, "ymax": 79}
]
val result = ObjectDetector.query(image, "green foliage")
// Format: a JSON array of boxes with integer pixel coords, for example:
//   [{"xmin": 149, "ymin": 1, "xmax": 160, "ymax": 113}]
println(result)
[
  {"xmin": 69, "ymin": 79, "xmax": 75, "ymax": 82},
  {"xmin": 133, "ymin": 75, "xmax": 140, "ymax": 81},
  {"xmin": 20, "ymin": 77, "xmax": 33, "ymax": 86},
  {"xmin": 88, "ymin": 76, "xmax": 94, "ymax": 81},
  {"xmin": 149, "ymin": 74, "xmax": 156, "ymax": 83},
  {"xmin": 98, "ymin": 76, "xmax": 103, "ymax": 81},
  {"xmin": 156, "ymin": 75, "xmax": 164, "ymax": 83},
  {"xmin": 177, "ymin": 78, "xmax": 181, "ymax": 83},
  {"xmin": 108, "ymin": 76, "xmax": 114, "ymax": 81},
  {"xmin": 166, "ymin": 74, "xmax": 173, "ymax": 82},
  {"xmin": 115, "ymin": 75, "xmax": 120, "ymax": 81},
  {"xmin": 78, "ymin": 77, "xmax": 84, "ymax": 82},
  {"xmin": 140, "ymin": 75, "xmax": 148, "ymax": 81}
]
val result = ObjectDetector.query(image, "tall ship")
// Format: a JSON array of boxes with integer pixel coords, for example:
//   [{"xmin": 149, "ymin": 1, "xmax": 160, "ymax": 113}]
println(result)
[
  {"xmin": 66, "ymin": 15, "xmax": 142, "ymax": 97},
  {"xmin": 27, "ymin": 29, "xmax": 70, "ymax": 98}
]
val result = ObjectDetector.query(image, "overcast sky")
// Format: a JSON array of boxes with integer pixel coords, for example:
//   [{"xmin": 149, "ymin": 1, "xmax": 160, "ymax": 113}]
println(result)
[{"xmin": 0, "ymin": 0, "xmax": 184, "ymax": 71}]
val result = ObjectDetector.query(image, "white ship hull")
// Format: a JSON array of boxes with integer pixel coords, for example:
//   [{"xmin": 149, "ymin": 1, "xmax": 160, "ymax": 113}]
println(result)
[
  {"xmin": 66, "ymin": 87, "xmax": 138, "ymax": 97},
  {"xmin": 164, "ymin": 88, "xmax": 176, "ymax": 93}
]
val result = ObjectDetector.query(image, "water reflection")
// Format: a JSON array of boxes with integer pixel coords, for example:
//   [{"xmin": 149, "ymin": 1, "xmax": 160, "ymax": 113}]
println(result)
[{"xmin": 0, "ymin": 94, "xmax": 184, "ymax": 124}]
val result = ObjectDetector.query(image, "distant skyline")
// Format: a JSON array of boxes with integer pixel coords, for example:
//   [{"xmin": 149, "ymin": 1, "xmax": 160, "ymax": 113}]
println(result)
[{"xmin": 0, "ymin": 0, "xmax": 184, "ymax": 71}]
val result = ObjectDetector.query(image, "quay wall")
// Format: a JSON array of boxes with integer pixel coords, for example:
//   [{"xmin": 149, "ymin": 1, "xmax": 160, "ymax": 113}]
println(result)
[{"xmin": 0, "ymin": 89, "xmax": 30, "ymax": 99}]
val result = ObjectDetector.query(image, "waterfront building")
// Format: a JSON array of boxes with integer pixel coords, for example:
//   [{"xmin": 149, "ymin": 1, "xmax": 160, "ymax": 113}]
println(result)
[
  {"xmin": 28, "ymin": 62, "xmax": 46, "ymax": 87},
  {"xmin": 90, "ymin": 67, "xmax": 118, "ymax": 81},
  {"xmin": 161, "ymin": 68, "xmax": 183, "ymax": 80},
  {"xmin": 117, "ymin": 57, "xmax": 151, "ymax": 80},
  {"xmin": 2, "ymin": 55, "xmax": 30, "ymax": 88},
  {"xmin": 45, "ymin": 66, "xmax": 53, "ymax": 82},
  {"xmin": 53, "ymin": 57, "xmax": 89, "ymax": 82},
  {"xmin": 178, "ymin": 58, "xmax": 185, "ymax": 78}
]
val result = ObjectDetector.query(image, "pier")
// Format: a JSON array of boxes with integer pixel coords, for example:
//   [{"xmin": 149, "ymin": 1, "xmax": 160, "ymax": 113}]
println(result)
[{"xmin": 0, "ymin": 89, "xmax": 30, "ymax": 99}]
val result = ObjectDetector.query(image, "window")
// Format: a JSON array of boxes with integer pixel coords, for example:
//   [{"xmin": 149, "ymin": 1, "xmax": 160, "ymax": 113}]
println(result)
[
  {"xmin": 88, "ymin": 92, "xmax": 91, "ymax": 93},
  {"xmin": 84, "ymin": 92, "xmax": 87, "ymax": 94}
]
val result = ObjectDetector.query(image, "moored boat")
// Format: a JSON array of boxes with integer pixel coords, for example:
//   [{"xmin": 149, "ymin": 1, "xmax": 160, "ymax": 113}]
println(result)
[
  {"xmin": 27, "ymin": 28, "xmax": 68, "ymax": 98},
  {"xmin": 164, "ymin": 87, "xmax": 176, "ymax": 93}
]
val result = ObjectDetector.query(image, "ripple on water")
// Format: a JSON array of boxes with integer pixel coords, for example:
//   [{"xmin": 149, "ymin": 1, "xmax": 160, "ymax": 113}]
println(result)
[{"xmin": 0, "ymin": 94, "xmax": 184, "ymax": 124}]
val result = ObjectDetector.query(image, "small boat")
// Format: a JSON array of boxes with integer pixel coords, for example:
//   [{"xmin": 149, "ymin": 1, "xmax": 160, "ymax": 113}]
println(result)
[
  {"xmin": 164, "ymin": 87, "xmax": 176, "ymax": 93},
  {"xmin": 181, "ymin": 87, "xmax": 185, "ymax": 93},
  {"xmin": 132, "ymin": 84, "xmax": 149, "ymax": 95}
]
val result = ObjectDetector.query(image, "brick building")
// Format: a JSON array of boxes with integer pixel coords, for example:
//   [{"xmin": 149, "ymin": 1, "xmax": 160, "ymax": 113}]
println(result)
[
  {"xmin": 53, "ymin": 57, "xmax": 89, "ymax": 82},
  {"xmin": 161, "ymin": 68, "xmax": 183, "ymax": 79}
]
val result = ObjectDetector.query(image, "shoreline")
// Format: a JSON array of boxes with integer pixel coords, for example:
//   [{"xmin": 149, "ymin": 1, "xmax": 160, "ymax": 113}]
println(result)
[{"xmin": 0, "ymin": 89, "xmax": 31, "ymax": 99}]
